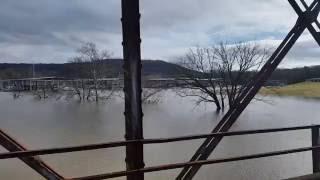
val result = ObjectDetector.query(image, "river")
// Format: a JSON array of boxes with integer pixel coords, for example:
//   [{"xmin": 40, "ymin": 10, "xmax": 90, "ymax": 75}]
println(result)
[{"xmin": 0, "ymin": 91, "xmax": 319, "ymax": 180}]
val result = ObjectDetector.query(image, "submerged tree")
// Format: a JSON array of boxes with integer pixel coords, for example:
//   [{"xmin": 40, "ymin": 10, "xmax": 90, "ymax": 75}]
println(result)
[
  {"xmin": 177, "ymin": 42, "xmax": 270, "ymax": 111},
  {"xmin": 70, "ymin": 42, "xmax": 113, "ymax": 102},
  {"xmin": 141, "ymin": 87, "xmax": 164, "ymax": 104}
]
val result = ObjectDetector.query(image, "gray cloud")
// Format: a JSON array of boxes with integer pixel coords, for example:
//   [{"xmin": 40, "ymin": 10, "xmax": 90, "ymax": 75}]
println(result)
[
  {"xmin": 0, "ymin": 0, "xmax": 122, "ymax": 63},
  {"xmin": 0, "ymin": 0, "xmax": 319, "ymax": 67}
]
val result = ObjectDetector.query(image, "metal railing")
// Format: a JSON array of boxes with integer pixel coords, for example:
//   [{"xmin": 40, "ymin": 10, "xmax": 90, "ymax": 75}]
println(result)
[
  {"xmin": 1, "ymin": 0, "xmax": 319, "ymax": 179},
  {"xmin": 1, "ymin": 124, "xmax": 320, "ymax": 179}
]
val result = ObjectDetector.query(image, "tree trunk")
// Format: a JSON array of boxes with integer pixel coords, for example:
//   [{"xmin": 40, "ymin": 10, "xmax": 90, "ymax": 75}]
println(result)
[
  {"xmin": 43, "ymin": 89, "xmax": 46, "ymax": 99},
  {"xmin": 93, "ymin": 70, "xmax": 99, "ymax": 102},
  {"xmin": 221, "ymin": 98, "xmax": 225, "ymax": 110},
  {"xmin": 81, "ymin": 80, "xmax": 85, "ymax": 101},
  {"xmin": 212, "ymin": 95, "xmax": 221, "ymax": 111},
  {"xmin": 218, "ymin": 83, "xmax": 225, "ymax": 111},
  {"xmin": 95, "ymin": 85, "xmax": 98, "ymax": 102}
]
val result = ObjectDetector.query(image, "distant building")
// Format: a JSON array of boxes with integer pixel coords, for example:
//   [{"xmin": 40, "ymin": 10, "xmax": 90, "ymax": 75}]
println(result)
[
  {"xmin": 306, "ymin": 78, "xmax": 320, "ymax": 82},
  {"xmin": 264, "ymin": 80, "xmax": 287, "ymax": 87}
]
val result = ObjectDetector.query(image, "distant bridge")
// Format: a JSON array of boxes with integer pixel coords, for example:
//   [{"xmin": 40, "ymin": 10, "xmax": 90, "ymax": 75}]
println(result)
[
  {"xmin": 0, "ymin": 76, "xmax": 221, "ymax": 92},
  {"xmin": 0, "ymin": 77, "xmax": 67, "ymax": 92},
  {"xmin": 0, "ymin": 77, "xmax": 120, "ymax": 92}
]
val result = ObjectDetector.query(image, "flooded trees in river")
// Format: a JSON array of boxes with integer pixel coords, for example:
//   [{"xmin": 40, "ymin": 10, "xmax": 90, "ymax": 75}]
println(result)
[
  {"xmin": 177, "ymin": 42, "xmax": 270, "ymax": 111},
  {"xmin": 69, "ymin": 42, "xmax": 113, "ymax": 102}
]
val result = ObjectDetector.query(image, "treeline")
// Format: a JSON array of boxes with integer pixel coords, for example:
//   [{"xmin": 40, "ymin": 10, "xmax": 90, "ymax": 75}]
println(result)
[
  {"xmin": 0, "ymin": 59, "xmax": 185, "ymax": 79},
  {"xmin": 0, "ymin": 63, "xmax": 63, "ymax": 79},
  {"xmin": 0, "ymin": 60, "xmax": 320, "ymax": 84},
  {"xmin": 270, "ymin": 66, "xmax": 320, "ymax": 84}
]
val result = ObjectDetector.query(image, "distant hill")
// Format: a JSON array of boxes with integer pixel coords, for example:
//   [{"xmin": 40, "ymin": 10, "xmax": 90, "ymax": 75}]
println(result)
[
  {"xmin": 86, "ymin": 59, "xmax": 187, "ymax": 77},
  {"xmin": 0, "ymin": 59, "xmax": 187, "ymax": 79},
  {"xmin": 1, "ymin": 59, "xmax": 320, "ymax": 84}
]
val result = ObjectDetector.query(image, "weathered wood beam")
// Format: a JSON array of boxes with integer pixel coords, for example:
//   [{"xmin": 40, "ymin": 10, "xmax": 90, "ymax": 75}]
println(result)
[
  {"xmin": 121, "ymin": 0, "xmax": 145, "ymax": 180},
  {"xmin": 0, "ymin": 129, "xmax": 64, "ymax": 180}
]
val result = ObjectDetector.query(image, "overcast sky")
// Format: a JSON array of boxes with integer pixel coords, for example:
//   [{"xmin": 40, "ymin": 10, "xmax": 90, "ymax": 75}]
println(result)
[{"xmin": 0, "ymin": 0, "xmax": 320, "ymax": 67}]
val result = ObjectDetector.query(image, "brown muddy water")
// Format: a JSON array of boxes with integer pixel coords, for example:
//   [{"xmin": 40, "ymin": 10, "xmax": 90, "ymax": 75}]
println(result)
[{"xmin": 0, "ymin": 91, "xmax": 319, "ymax": 180}]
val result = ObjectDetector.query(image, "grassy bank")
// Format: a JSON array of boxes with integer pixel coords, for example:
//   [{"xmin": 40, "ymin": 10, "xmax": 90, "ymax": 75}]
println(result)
[{"xmin": 260, "ymin": 82, "xmax": 320, "ymax": 98}]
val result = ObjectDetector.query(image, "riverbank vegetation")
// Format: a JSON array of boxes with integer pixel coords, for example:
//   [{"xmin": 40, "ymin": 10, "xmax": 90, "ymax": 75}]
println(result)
[{"xmin": 260, "ymin": 82, "xmax": 320, "ymax": 98}]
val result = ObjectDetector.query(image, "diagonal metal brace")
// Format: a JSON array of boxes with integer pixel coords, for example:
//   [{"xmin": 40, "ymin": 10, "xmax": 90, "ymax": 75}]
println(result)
[
  {"xmin": 176, "ymin": 0, "xmax": 320, "ymax": 179},
  {"xmin": 289, "ymin": 0, "xmax": 320, "ymax": 45},
  {"xmin": 300, "ymin": 0, "xmax": 320, "ymax": 28},
  {"xmin": 0, "ymin": 129, "xmax": 64, "ymax": 180}
]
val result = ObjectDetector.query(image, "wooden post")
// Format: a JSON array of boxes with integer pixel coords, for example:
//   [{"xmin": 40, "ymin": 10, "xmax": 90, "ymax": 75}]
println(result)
[
  {"xmin": 312, "ymin": 126, "xmax": 320, "ymax": 173},
  {"xmin": 121, "ymin": 0, "xmax": 145, "ymax": 180}
]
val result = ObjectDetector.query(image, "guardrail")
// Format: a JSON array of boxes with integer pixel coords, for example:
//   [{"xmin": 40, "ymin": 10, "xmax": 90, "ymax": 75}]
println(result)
[{"xmin": 1, "ymin": 124, "xmax": 320, "ymax": 179}]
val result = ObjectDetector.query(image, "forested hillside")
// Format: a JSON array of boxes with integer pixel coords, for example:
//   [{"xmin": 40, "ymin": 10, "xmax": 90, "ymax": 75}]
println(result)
[
  {"xmin": 0, "ymin": 59, "xmax": 186, "ymax": 79},
  {"xmin": 0, "ymin": 59, "xmax": 319, "ymax": 84}
]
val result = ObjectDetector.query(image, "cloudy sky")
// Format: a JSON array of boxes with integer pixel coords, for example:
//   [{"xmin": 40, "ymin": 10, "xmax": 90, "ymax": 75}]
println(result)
[{"xmin": 0, "ymin": 0, "xmax": 320, "ymax": 67}]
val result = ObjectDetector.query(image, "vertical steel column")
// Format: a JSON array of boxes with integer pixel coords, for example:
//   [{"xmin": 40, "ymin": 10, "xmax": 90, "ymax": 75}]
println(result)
[
  {"xmin": 121, "ymin": 0, "xmax": 145, "ymax": 180},
  {"xmin": 312, "ymin": 126, "xmax": 320, "ymax": 173}
]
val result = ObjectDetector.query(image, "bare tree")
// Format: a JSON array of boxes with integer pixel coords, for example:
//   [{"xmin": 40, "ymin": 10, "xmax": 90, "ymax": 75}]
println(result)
[
  {"xmin": 71, "ymin": 42, "xmax": 113, "ymax": 102},
  {"xmin": 32, "ymin": 81, "xmax": 57, "ymax": 99},
  {"xmin": 115, "ymin": 78, "xmax": 165, "ymax": 105},
  {"xmin": 116, "ymin": 88, "xmax": 164, "ymax": 105},
  {"xmin": 141, "ymin": 88, "xmax": 164, "ymax": 104},
  {"xmin": 177, "ymin": 42, "xmax": 269, "ymax": 111}
]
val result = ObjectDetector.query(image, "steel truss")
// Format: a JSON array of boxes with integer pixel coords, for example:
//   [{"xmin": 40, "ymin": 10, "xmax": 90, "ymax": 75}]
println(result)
[{"xmin": 177, "ymin": 0, "xmax": 320, "ymax": 179}]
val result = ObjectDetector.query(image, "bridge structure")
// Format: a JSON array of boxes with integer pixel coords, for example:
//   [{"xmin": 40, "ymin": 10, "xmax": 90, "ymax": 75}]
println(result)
[
  {"xmin": 0, "ymin": 77, "xmax": 222, "ymax": 92},
  {"xmin": 1, "ymin": 0, "xmax": 320, "ymax": 180},
  {"xmin": 0, "ymin": 77, "xmax": 66, "ymax": 91},
  {"xmin": 0, "ymin": 77, "xmax": 121, "ymax": 92}
]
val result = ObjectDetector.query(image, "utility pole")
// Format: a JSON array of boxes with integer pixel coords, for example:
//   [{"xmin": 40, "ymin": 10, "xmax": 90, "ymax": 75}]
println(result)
[
  {"xmin": 30, "ymin": 62, "xmax": 35, "ymax": 90},
  {"xmin": 121, "ymin": 0, "xmax": 145, "ymax": 180},
  {"xmin": 32, "ymin": 62, "xmax": 35, "ymax": 78}
]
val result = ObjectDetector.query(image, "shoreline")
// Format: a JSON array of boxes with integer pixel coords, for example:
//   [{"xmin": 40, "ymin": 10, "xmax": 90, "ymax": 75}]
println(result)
[{"xmin": 260, "ymin": 82, "xmax": 320, "ymax": 98}]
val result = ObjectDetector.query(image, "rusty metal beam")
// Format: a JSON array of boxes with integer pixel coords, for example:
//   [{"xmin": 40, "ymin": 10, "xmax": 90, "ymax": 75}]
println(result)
[
  {"xmin": 177, "ymin": 0, "xmax": 320, "ymax": 179},
  {"xmin": 0, "ymin": 129, "xmax": 64, "ymax": 180},
  {"xmin": 300, "ymin": 0, "xmax": 320, "ymax": 28},
  {"xmin": 0, "ymin": 125, "xmax": 317, "ymax": 180},
  {"xmin": 69, "ymin": 145, "xmax": 320, "ymax": 180},
  {"xmin": 312, "ymin": 126, "xmax": 320, "ymax": 173},
  {"xmin": 121, "ymin": 0, "xmax": 145, "ymax": 180},
  {"xmin": 0, "ymin": 125, "xmax": 318, "ymax": 160},
  {"xmin": 289, "ymin": 0, "xmax": 320, "ymax": 45}
]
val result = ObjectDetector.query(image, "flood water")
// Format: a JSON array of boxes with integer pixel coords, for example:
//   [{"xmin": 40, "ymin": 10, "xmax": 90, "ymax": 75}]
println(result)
[{"xmin": 0, "ymin": 90, "xmax": 319, "ymax": 180}]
